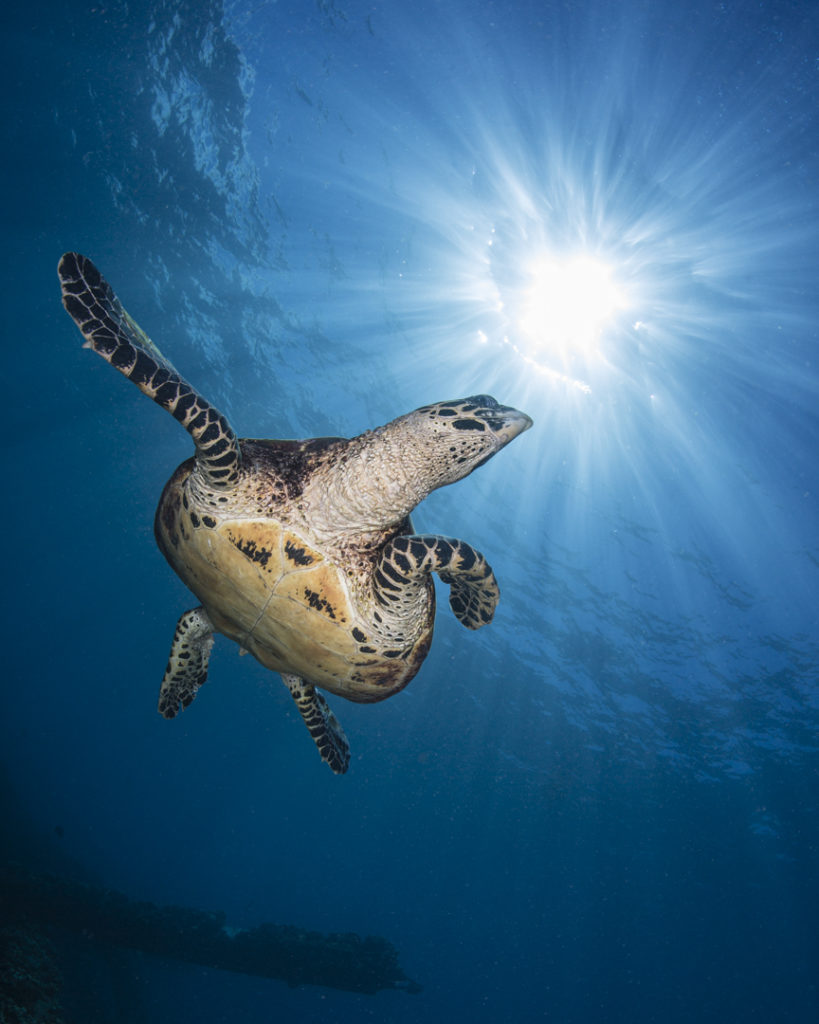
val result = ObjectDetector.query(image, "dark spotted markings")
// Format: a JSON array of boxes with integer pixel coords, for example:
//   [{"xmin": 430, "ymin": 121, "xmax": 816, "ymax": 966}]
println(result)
[
  {"xmin": 157, "ymin": 606, "xmax": 214, "ymax": 718},
  {"xmin": 242, "ymin": 437, "xmax": 343, "ymax": 504},
  {"xmin": 351, "ymin": 626, "xmax": 377, "ymax": 654},
  {"xmin": 282, "ymin": 673, "xmax": 350, "ymax": 774},
  {"xmin": 304, "ymin": 588, "xmax": 338, "ymax": 620},
  {"xmin": 376, "ymin": 533, "xmax": 500, "ymax": 629},
  {"xmin": 233, "ymin": 537, "xmax": 272, "ymax": 569},
  {"xmin": 58, "ymin": 252, "xmax": 242, "ymax": 491},
  {"xmin": 373, "ymin": 567, "xmax": 401, "ymax": 604},
  {"xmin": 59, "ymin": 259, "xmax": 530, "ymax": 775},
  {"xmin": 284, "ymin": 539, "xmax": 315, "ymax": 566}
]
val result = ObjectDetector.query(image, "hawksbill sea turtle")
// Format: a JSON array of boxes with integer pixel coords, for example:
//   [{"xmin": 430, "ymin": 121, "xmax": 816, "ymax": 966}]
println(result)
[{"xmin": 58, "ymin": 252, "xmax": 532, "ymax": 773}]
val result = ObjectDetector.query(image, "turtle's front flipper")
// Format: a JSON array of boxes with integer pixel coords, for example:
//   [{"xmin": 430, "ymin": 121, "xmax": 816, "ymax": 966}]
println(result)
[
  {"xmin": 58, "ymin": 252, "xmax": 241, "ymax": 490},
  {"xmin": 281, "ymin": 674, "xmax": 351, "ymax": 775},
  {"xmin": 158, "ymin": 607, "xmax": 215, "ymax": 718},
  {"xmin": 377, "ymin": 535, "xmax": 500, "ymax": 629}
]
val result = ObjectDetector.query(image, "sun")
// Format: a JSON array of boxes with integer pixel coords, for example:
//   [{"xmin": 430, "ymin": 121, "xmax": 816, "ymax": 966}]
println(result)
[{"xmin": 517, "ymin": 253, "xmax": 627, "ymax": 363}]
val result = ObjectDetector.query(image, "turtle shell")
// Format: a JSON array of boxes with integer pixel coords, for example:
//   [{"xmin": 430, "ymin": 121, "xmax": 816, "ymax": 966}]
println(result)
[{"xmin": 154, "ymin": 457, "xmax": 435, "ymax": 703}]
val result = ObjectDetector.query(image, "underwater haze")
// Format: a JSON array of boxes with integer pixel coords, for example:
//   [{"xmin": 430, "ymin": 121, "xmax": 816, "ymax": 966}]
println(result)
[{"xmin": 2, "ymin": 0, "xmax": 819, "ymax": 1020}]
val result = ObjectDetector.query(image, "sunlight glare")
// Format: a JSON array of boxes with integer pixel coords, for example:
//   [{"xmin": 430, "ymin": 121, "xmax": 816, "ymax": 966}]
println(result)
[{"xmin": 519, "ymin": 254, "xmax": 625, "ymax": 360}]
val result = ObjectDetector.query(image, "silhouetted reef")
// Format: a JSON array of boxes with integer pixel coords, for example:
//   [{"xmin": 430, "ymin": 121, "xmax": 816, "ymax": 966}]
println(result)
[
  {"xmin": 0, "ymin": 919, "xmax": 66, "ymax": 1023},
  {"xmin": 0, "ymin": 865, "xmax": 420, "ymax": 996}
]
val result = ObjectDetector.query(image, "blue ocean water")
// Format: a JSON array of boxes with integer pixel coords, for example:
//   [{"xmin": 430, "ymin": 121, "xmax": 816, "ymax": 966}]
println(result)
[{"xmin": 2, "ymin": 0, "xmax": 818, "ymax": 1020}]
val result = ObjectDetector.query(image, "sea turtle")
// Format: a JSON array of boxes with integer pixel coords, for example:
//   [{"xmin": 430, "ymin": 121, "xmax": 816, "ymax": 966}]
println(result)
[{"xmin": 58, "ymin": 252, "xmax": 532, "ymax": 773}]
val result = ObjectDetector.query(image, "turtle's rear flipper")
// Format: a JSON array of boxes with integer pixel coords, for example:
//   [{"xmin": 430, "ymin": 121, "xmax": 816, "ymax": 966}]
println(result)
[
  {"xmin": 158, "ymin": 607, "xmax": 215, "ymax": 718},
  {"xmin": 282, "ymin": 674, "xmax": 351, "ymax": 775},
  {"xmin": 377, "ymin": 535, "xmax": 500, "ymax": 629},
  {"xmin": 58, "ymin": 252, "xmax": 241, "ymax": 490}
]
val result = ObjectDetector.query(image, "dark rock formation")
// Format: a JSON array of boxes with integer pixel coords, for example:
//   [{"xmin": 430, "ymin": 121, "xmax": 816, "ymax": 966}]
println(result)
[{"xmin": 0, "ymin": 865, "xmax": 420, "ymax": 996}]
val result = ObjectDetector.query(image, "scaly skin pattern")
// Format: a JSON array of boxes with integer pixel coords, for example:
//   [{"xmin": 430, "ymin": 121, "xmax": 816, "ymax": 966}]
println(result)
[
  {"xmin": 281, "ymin": 673, "xmax": 351, "ymax": 774},
  {"xmin": 153, "ymin": 441, "xmax": 436, "ymax": 703},
  {"xmin": 58, "ymin": 252, "xmax": 241, "ymax": 489},
  {"xmin": 59, "ymin": 252, "xmax": 532, "ymax": 772},
  {"xmin": 157, "ymin": 606, "xmax": 214, "ymax": 717}
]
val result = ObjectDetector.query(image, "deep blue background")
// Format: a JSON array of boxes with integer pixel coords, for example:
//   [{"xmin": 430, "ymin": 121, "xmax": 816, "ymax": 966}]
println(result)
[{"xmin": 2, "ymin": 0, "xmax": 818, "ymax": 1020}]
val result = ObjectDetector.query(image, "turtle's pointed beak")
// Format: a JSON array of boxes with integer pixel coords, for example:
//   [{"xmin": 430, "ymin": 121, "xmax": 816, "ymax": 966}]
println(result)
[
  {"xmin": 493, "ymin": 406, "xmax": 533, "ymax": 447},
  {"xmin": 467, "ymin": 394, "xmax": 533, "ymax": 449}
]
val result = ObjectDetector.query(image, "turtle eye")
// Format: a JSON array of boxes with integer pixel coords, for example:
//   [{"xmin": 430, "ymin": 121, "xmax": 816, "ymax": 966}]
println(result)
[
  {"xmin": 458, "ymin": 395, "xmax": 498, "ymax": 413},
  {"xmin": 466, "ymin": 394, "xmax": 497, "ymax": 408}
]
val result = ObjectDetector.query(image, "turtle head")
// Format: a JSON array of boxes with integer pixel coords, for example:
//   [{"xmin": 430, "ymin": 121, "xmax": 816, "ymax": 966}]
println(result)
[
  {"xmin": 309, "ymin": 395, "xmax": 532, "ymax": 539},
  {"xmin": 396, "ymin": 394, "xmax": 533, "ymax": 494}
]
